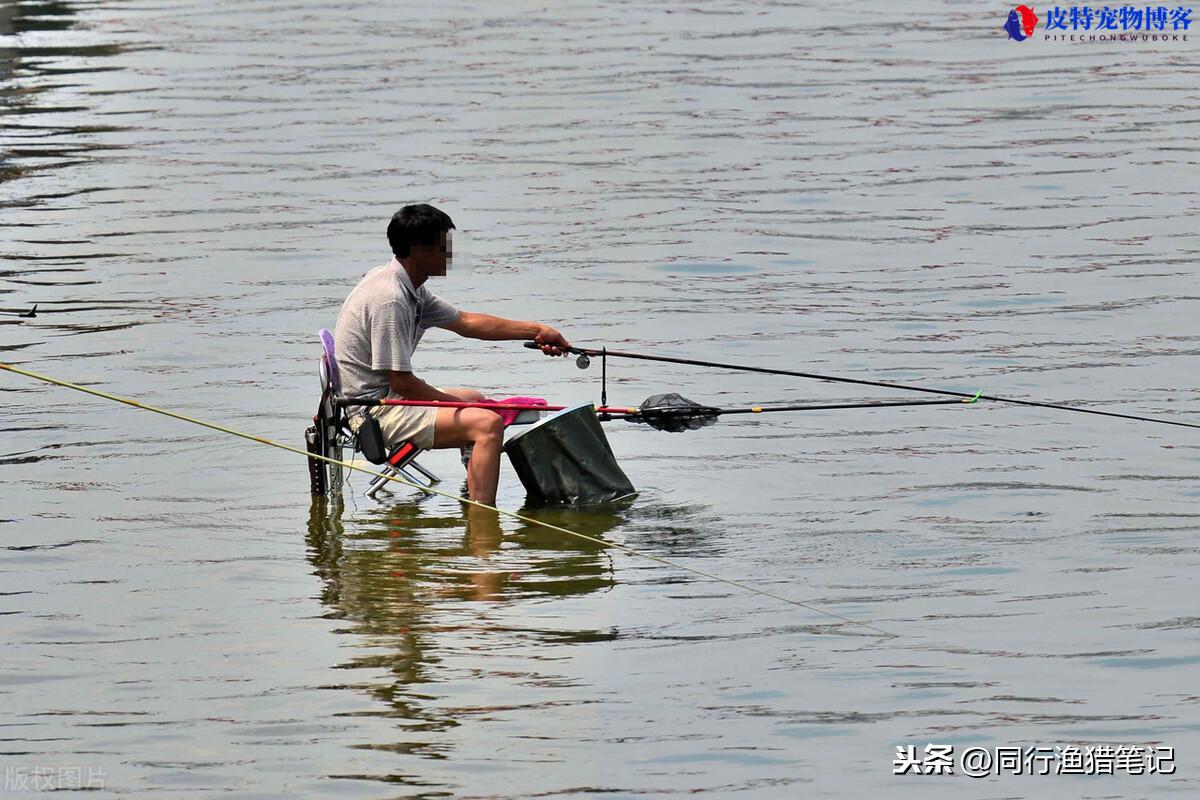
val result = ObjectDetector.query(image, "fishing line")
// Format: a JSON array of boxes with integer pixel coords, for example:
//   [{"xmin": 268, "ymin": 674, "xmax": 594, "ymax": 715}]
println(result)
[
  {"xmin": 553, "ymin": 344, "xmax": 1200, "ymax": 432},
  {"xmin": 0, "ymin": 361, "xmax": 894, "ymax": 638}
]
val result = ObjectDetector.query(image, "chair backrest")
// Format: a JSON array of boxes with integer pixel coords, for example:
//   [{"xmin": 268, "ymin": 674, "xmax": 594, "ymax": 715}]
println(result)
[{"xmin": 318, "ymin": 329, "xmax": 341, "ymax": 396}]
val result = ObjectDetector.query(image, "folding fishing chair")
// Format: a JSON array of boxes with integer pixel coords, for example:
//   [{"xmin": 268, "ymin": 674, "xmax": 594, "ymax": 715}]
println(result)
[
  {"xmin": 305, "ymin": 329, "xmax": 545, "ymax": 500},
  {"xmin": 306, "ymin": 329, "xmax": 440, "ymax": 499}
]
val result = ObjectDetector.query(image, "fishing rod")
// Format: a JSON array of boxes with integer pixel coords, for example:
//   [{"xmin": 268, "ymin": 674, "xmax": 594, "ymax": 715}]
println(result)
[
  {"xmin": 339, "ymin": 398, "xmax": 623, "ymax": 413},
  {"xmin": 340, "ymin": 395, "xmax": 974, "ymax": 432},
  {"xmin": 0, "ymin": 360, "xmax": 895, "ymax": 637},
  {"xmin": 528, "ymin": 342, "xmax": 1200, "ymax": 432}
]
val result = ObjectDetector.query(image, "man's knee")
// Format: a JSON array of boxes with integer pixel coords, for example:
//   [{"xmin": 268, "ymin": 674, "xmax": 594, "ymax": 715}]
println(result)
[
  {"xmin": 449, "ymin": 407, "xmax": 503, "ymax": 440},
  {"xmin": 434, "ymin": 406, "xmax": 501, "ymax": 449},
  {"xmin": 473, "ymin": 411, "xmax": 503, "ymax": 441}
]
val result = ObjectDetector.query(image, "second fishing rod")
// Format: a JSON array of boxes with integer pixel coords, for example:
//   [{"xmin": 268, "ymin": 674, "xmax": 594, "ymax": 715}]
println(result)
[{"xmin": 340, "ymin": 394, "xmax": 971, "ymax": 433}]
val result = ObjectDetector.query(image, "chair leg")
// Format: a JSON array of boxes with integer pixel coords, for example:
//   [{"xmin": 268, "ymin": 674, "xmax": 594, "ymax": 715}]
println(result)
[
  {"xmin": 365, "ymin": 467, "xmax": 395, "ymax": 499},
  {"xmin": 407, "ymin": 459, "xmax": 440, "ymax": 485},
  {"xmin": 323, "ymin": 436, "xmax": 344, "ymax": 497},
  {"xmin": 364, "ymin": 458, "xmax": 440, "ymax": 499}
]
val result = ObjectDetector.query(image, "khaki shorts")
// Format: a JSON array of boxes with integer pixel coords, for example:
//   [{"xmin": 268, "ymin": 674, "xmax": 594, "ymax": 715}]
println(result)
[{"xmin": 350, "ymin": 404, "xmax": 439, "ymax": 450}]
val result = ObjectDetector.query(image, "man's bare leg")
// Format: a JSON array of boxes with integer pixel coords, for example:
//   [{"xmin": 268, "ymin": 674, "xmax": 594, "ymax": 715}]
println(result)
[
  {"xmin": 432, "ymin": 406, "xmax": 503, "ymax": 504},
  {"xmin": 438, "ymin": 387, "xmax": 488, "ymax": 467}
]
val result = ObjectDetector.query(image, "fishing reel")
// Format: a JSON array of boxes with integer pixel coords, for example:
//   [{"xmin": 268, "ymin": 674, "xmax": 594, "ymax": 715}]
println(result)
[
  {"xmin": 522, "ymin": 340, "xmax": 609, "ymax": 406},
  {"xmin": 522, "ymin": 340, "xmax": 593, "ymax": 369}
]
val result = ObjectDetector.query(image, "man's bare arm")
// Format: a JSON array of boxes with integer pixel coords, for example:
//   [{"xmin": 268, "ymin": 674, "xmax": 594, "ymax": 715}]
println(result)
[{"xmin": 445, "ymin": 312, "xmax": 570, "ymax": 355}]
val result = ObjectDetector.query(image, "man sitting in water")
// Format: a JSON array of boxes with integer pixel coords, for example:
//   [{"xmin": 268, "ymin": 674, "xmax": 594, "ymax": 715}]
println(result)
[{"xmin": 333, "ymin": 203, "xmax": 569, "ymax": 504}]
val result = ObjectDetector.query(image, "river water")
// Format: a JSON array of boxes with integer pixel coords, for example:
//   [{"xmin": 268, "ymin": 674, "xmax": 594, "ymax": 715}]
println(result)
[{"xmin": 2, "ymin": 1, "xmax": 1198, "ymax": 797}]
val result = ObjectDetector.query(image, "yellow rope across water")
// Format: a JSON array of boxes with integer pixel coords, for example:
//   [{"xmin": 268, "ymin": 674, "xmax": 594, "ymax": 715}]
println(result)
[{"xmin": 0, "ymin": 361, "xmax": 895, "ymax": 638}]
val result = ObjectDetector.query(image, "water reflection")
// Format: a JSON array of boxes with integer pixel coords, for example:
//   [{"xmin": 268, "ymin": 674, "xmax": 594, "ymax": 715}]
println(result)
[
  {"xmin": 308, "ymin": 498, "xmax": 621, "ymax": 607},
  {"xmin": 1, "ymin": 0, "xmax": 134, "ymax": 340},
  {"xmin": 0, "ymin": 0, "xmax": 125, "ymax": 189},
  {"xmin": 304, "ymin": 497, "xmax": 621, "ymax": 758},
  {"xmin": 1, "ymin": 1, "xmax": 77, "ymax": 37}
]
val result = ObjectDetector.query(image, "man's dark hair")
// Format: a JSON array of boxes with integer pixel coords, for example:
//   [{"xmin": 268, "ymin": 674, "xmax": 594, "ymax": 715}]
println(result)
[{"xmin": 387, "ymin": 204, "xmax": 455, "ymax": 258}]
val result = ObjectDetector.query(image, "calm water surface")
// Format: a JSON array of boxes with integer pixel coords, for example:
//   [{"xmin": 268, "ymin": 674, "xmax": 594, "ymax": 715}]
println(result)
[{"xmin": 2, "ymin": 1, "xmax": 1199, "ymax": 797}]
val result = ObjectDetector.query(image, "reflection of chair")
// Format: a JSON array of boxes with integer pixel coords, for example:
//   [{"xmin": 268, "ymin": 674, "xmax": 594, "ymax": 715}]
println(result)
[{"xmin": 306, "ymin": 329, "xmax": 440, "ymax": 500}]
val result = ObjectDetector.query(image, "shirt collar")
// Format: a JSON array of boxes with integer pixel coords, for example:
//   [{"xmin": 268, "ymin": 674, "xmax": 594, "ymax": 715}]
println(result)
[{"xmin": 388, "ymin": 257, "xmax": 418, "ymax": 296}]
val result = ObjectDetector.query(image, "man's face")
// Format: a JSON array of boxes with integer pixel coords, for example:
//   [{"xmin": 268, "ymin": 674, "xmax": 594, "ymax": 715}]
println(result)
[{"xmin": 409, "ymin": 231, "xmax": 451, "ymax": 277}]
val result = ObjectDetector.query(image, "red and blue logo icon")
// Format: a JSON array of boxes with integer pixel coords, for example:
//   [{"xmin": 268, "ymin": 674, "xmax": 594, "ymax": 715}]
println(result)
[{"xmin": 1005, "ymin": 5, "xmax": 1040, "ymax": 39}]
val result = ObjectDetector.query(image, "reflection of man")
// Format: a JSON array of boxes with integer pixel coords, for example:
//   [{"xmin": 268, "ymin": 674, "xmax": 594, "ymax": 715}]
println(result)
[
  {"xmin": 465, "ymin": 506, "xmax": 506, "ymax": 600},
  {"xmin": 333, "ymin": 204, "xmax": 569, "ymax": 504}
]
